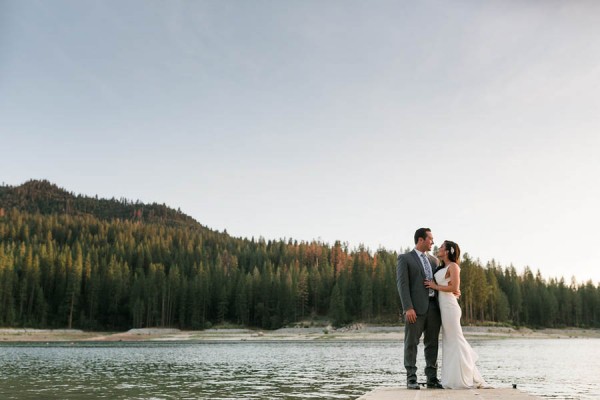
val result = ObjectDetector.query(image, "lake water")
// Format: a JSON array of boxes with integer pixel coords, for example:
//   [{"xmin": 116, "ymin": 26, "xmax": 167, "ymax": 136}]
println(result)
[{"xmin": 0, "ymin": 339, "xmax": 598, "ymax": 399}]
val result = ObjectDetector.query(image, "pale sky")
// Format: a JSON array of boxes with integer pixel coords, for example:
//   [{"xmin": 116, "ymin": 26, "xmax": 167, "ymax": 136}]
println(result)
[{"xmin": 2, "ymin": 1, "xmax": 600, "ymax": 284}]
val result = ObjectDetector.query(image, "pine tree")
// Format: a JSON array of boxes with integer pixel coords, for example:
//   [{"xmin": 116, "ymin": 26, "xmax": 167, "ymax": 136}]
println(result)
[{"xmin": 329, "ymin": 282, "xmax": 346, "ymax": 328}]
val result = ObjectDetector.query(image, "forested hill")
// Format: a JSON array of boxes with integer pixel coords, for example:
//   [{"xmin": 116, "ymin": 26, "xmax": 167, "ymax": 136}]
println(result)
[
  {"xmin": 0, "ymin": 180, "xmax": 599, "ymax": 331},
  {"xmin": 0, "ymin": 180, "xmax": 204, "ymax": 229}
]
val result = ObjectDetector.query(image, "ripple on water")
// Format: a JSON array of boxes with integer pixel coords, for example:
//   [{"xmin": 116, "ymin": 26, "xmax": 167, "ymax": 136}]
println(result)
[{"xmin": 0, "ymin": 339, "xmax": 598, "ymax": 399}]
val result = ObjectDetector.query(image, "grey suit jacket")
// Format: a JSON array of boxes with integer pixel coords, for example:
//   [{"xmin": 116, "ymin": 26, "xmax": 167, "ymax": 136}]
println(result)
[{"xmin": 396, "ymin": 250, "xmax": 440, "ymax": 315}]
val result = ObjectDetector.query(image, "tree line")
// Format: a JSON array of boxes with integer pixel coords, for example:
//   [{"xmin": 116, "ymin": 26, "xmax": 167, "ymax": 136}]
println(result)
[{"xmin": 0, "ymin": 208, "xmax": 598, "ymax": 330}]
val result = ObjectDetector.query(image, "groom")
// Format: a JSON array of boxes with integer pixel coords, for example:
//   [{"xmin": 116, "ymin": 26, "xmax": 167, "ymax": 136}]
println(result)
[{"xmin": 396, "ymin": 228, "xmax": 443, "ymax": 390}]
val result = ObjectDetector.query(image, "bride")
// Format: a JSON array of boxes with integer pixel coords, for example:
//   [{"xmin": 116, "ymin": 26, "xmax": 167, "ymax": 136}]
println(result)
[{"xmin": 424, "ymin": 240, "xmax": 486, "ymax": 389}]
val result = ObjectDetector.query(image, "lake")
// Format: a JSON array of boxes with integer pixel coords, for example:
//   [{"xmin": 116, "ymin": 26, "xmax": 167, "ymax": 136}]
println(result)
[{"xmin": 0, "ymin": 339, "xmax": 598, "ymax": 399}]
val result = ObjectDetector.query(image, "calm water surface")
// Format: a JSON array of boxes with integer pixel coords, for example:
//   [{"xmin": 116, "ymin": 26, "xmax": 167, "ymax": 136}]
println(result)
[{"xmin": 0, "ymin": 339, "xmax": 598, "ymax": 399}]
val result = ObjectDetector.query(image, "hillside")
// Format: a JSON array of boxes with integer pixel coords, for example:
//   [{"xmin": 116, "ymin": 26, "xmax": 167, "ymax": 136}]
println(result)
[
  {"xmin": 0, "ymin": 180, "xmax": 598, "ymax": 331},
  {"xmin": 0, "ymin": 179, "xmax": 206, "ymax": 229}
]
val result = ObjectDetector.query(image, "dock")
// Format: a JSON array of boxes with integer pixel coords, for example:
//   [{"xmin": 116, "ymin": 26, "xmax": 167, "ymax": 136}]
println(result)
[{"xmin": 357, "ymin": 387, "xmax": 541, "ymax": 399}]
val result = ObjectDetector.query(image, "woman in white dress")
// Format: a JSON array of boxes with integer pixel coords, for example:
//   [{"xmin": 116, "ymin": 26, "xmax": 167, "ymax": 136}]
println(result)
[{"xmin": 424, "ymin": 241, "xmax": 486, "ymax": 389}]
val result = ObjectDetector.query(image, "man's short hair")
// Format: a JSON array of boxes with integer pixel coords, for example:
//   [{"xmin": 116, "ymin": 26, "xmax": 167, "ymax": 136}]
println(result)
[{"xmin": 414, "ymin": 228, "xmax": 431, "ymax": 245}]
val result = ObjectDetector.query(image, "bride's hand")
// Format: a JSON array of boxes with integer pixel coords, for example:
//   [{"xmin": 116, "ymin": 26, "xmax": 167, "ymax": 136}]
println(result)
[{"xmin": 424, "ymin": 279, "xmax": 436, "ymax": 290}]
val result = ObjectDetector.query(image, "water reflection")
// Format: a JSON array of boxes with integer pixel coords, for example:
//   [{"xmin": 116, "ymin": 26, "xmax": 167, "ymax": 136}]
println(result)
[{"xmin": 0, "ymin": 339, "xmax": 598, "ymax": 399}]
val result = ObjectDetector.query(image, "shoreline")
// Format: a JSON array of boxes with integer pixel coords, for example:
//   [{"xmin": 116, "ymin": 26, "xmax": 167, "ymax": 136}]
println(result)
[{"xmin": 1, "ymin": 325, "xmax": 599, "ymax": 343}]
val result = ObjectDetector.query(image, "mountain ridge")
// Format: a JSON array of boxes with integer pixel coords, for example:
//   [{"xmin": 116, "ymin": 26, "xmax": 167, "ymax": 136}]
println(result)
[{"xmin": 0, "ymin": 179, "xmax": 208, "ymax": 231}]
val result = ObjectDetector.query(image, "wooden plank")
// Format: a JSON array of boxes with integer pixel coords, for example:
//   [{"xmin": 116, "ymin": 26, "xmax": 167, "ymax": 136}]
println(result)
[{"xmin": 357, "ymin": 387, "xmax": 541, "ymax": 400}]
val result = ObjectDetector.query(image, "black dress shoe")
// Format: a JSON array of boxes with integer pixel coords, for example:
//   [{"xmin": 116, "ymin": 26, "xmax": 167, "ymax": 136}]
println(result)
[
  {"xmin": 427, "ymin": 379, "xmax": 444, "ymax": 389},
  {"xmin": 407, "ymin": 381, "xmax": 420, "ymax": 390}
]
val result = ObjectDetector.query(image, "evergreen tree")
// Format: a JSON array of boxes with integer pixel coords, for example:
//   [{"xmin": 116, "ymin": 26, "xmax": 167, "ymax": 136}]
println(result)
[{"xmin": 329, "ymin": 282, "xmax": 346, "ymax": 328}]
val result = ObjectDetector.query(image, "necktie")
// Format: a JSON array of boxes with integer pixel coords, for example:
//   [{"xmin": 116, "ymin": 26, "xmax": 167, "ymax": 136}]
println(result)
[{"xmin": 421, "ymin": 253, "xmax": 435, "ymax": 297}]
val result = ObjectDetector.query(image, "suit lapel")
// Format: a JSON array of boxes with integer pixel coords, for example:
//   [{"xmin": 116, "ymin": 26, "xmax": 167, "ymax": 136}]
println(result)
[{"xmin": 410, "ymin": 250, "xmax": 426, "ymax": 279}]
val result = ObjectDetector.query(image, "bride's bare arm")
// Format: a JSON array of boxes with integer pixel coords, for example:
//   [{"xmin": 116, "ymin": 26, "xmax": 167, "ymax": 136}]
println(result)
[{"xmin": 424, "ymin": 263, "xmax": 461, "ymax": 293}]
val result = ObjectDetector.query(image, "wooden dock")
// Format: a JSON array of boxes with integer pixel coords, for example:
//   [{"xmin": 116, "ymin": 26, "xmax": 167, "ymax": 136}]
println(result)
[{"xmin": 357, "ymin": 387, "xmax": 541, "ymax": 399}]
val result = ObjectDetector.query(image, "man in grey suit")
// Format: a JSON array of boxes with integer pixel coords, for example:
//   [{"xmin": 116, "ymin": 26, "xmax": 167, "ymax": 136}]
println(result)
[{"xmin": 396, "ymin": 227, "xmax": 443, "ymax": 390}]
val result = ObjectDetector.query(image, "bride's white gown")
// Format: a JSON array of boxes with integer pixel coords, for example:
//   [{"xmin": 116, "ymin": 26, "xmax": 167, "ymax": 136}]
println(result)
[{"xmin": 435, "ymin": 266, "xmax": 486, "ymax": 389}]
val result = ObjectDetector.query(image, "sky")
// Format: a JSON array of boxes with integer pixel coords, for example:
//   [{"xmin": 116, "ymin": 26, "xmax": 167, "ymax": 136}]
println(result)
[{"xmin": 1, "ymin": 1, "xmax": 600, "ymax": 284}]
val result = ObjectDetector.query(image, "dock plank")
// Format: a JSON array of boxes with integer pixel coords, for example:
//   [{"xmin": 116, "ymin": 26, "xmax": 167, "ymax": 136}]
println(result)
[{"xmin": 357, "ymin": 387, "xmax": 541, "ymax": 399}]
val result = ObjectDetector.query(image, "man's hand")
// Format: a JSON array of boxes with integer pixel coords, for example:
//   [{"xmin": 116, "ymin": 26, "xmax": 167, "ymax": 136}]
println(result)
[
  {"xmin": 448, "ymin": 280, "xmax": 461, "ymax": 298},
  {"xmin": 405, "ymin": 308, "xmax": 417, "ymax": 324}
]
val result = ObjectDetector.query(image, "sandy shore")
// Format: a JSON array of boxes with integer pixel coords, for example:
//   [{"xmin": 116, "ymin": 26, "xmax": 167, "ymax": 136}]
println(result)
[{"xmin": 1, "ymin": 325, "xmax": 599, "ymax": 343}]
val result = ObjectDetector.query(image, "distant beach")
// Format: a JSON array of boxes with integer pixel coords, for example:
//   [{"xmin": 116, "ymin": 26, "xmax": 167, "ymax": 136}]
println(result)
[{"xmin": 1, "ymin": 325, "xmax": 598, "ymax": 342}]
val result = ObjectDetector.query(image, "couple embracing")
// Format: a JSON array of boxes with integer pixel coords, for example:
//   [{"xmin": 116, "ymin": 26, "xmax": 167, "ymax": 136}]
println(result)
[{"xmin": 396, "ymin": 228, "xmax": 486, "ymax": 390}]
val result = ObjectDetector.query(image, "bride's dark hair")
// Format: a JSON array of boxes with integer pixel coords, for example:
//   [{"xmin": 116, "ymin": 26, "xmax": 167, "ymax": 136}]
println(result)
[{"xmin": 442, "ymin": 240, "xmax": 460, "ymax": 265}]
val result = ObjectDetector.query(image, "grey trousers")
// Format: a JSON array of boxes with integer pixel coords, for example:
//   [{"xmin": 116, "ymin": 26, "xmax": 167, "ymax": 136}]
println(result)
[{"xmin": 403, "ymin": 298, "xmax": 441, "ymax": 383}]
